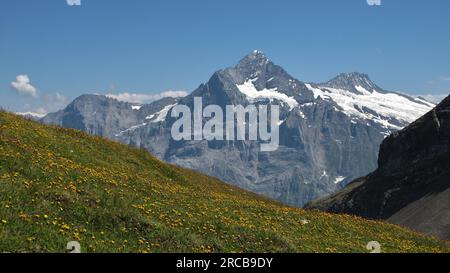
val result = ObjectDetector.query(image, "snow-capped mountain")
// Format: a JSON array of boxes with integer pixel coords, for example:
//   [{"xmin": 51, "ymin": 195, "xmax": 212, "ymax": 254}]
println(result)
[
  {"xmin": 305, "ymin": 73, "xmax": 434, "ymax": 133},
  {"xmin": 41, "ymin": 51, "xmax": 435, "ymax": 206}
]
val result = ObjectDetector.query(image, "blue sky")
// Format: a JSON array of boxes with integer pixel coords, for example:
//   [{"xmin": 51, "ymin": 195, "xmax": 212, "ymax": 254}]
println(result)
[{"xmin": 1, "ymin": 0, "xmax": 449, "ymax": 114}]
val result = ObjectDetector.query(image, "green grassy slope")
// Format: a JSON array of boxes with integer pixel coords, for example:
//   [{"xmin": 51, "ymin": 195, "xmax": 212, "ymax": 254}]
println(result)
[{"xmin": 0, "ymin": 111, "xmax": 448, "ymax": 253}]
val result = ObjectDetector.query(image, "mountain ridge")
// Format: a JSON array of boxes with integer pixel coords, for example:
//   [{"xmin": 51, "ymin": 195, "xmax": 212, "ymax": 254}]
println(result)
[{"xmin": 40, "ymin": 51, "xmax": 435, "ymax": 207}]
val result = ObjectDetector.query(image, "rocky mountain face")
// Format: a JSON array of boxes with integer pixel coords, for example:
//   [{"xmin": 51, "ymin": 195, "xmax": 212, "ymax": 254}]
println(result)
[
  {"xmin": 41, "ymin": 95, "xmax": 181, "ymax": 139},
  {"xmin": 306, "ymin": 96, "xmax": 450, "ymax": 241},
  {"xmin": 41, "ymin": 51, "xmax": 434, "ymax": 207}
]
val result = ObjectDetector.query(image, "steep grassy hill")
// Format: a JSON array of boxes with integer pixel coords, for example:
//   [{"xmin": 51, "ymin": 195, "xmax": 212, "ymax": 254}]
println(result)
[{"xmin": 0, "ymin": 111, "xmax": 448, "ymax": 253}]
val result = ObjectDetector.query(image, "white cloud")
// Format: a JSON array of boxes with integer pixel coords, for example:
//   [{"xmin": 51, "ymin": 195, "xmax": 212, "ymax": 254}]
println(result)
[
  {"xmin": 44, "ymin": 92, "xmax": 69, "ymax": 112},
  {"xmin": 367, "ymin": 0, "xmax": 381, "ymax": 6},
  {"xmin": 416, "ymin": 94, "xmax": 448, "ymax": 104},
  {"xmin": 106, "ymin": 90, "xmax": 188, "ymax": 104},
  {"xmin": 35, "ymin": 107, "xmax": 48, "ymax": 115},
  {"xmin": 66, "ymin": 0, "xmax": 81, "ymax": 6},
  {"xmin": 54, "ymin": 92, "xmax": 67, "ymax": 102},
  {"xmin": 16, "ymin": 92, "xmax": 69, "ymax": 117},
  {"xmin": 11, "ymin": 75, "xmax": 38, "ymax": 98}
]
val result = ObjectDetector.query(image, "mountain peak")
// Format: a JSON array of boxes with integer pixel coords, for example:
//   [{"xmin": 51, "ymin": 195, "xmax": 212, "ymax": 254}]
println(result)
[
  {"xmin": 323, "ymin": 72, "xmax": 380, "ymax": 93},
  {"xmin": 236, "ymin": 50, "xmax": 270, "ymax": 69},
  {"xmin": 340, "ymin": 72, "xmax": 370, "ymax": 80},
  {"xmin": 249, "ymin": 49, "xmax": 266, "ymax": 58}
]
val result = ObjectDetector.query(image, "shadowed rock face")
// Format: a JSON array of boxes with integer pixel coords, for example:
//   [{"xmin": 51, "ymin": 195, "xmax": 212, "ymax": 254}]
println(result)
[
  {"xmin": 306, "ymin": 96, "xmax": 450, "ymax": 241},
  {"xmin": 41, "ymin": 51, "xmax": 434, "ymax": 207}
]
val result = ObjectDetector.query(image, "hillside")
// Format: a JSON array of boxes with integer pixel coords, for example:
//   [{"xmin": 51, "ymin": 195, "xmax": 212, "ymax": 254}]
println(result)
[
  {"xmin": 0, "ymin": 111, "xmax": 448, "ymax": 253},
  {"xmin": 306, "ymin": 96, "xmax": 450, "ymax": 241}
]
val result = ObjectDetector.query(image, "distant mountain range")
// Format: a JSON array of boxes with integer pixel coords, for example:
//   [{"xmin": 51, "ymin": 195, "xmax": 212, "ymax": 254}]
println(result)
[
  {"xmin": 41, "ymin": 51, "xmax": 435, "ymax": 207},
  {"xmin": 307, "ymin": 96, "xmax": 450, "ymax": 241},
  {"xmin": 15, "ymin": 112, "xmax": 47, "ymax": 120}
]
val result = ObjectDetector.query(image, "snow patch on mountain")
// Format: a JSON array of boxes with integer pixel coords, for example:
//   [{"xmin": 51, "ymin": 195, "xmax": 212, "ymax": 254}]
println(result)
[
  {"xmin": 334, "ymin": 176, "xmax": 346, "ymax": 184},
  {"xmin": 117, "ymin": 103, "xmax": 178, "ymax": 137},
  {"xmin": 237, "ymin": 78, "xmax": 298, "ymax": 110},
  {"xmin": 305, "ymin": 83, "xmax": 330, "ymax": 100},
  {"xmin": 146, "ymin": 103, "xmax": 178, "ymax": 123},
  {"xmin": 298, "ymin": 109, "xmax": 306, "ymax": 119},
  {"xmin": 305, "ymin": 84, "xmax": 434, "ymax": 129},
  {"xmin": 414, "ymin": 97, "xmax": 437, "ymax": 107},
  {"xmin": 116, "ymin": 123, "xmax": 147, "ymax": 136}
]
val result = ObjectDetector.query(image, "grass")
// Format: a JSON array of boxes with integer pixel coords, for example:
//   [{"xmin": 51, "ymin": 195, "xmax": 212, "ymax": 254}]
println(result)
[{"xmin": 0, "ymin": 111, "xmax": 448, "ymax": 253}]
